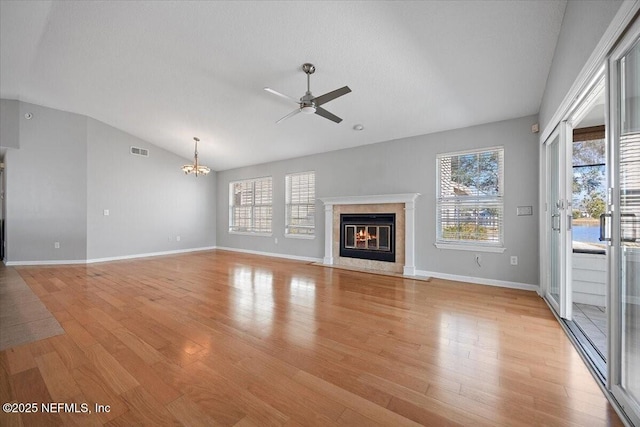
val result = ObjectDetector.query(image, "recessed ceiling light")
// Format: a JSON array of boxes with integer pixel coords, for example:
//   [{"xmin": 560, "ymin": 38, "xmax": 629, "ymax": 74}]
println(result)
[{"xmin": 353, "ymin": 124, "xmax": 364, "ymax": 131}]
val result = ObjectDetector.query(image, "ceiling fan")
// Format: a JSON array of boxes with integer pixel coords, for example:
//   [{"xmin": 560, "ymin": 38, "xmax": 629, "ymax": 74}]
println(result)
[{"xmin": 264, "ymin": 63, "xmax": 351, "ymax": 124}]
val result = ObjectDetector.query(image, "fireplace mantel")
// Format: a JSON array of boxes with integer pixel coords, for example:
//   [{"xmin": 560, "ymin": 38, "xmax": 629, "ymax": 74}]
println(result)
[
  {"xmin": 320, "ymin": 193, "xmax": 420, "ymax": 207},
  {"xmin": 320, "ymin": 193, "xmax": 420, "ymax": 276}
]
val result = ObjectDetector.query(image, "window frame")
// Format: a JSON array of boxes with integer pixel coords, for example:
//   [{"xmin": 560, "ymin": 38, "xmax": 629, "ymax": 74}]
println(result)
[
  {"xmin": 435, "ymin": 146, "xmax": 506, "ymax": 253},
  {"xmin": 228, "ymin": 176, "xmax": 273, "ymax": 236},
  {"xmin": 285, "ymin": 171, "xmax": 316, "ymax": 239}
]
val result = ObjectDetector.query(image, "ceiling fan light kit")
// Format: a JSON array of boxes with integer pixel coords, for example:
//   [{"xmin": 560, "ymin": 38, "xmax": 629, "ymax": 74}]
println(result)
[
  {"xmin": 265, "ymin": 63, "xmax": 351, "ymax": 124},
  {"xmin": 301, "ymin": 105, "xmax": 316, "ymax": 114}
]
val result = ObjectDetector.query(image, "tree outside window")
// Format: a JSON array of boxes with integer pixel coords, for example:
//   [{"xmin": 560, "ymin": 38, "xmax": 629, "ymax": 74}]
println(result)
[
  {"xmin": 436, "ymin": 147, "xmax": 504, "ymax": 247},
  {"xmin": 572, "ymin": 126, "xmax": 606, "ymax": 253}
]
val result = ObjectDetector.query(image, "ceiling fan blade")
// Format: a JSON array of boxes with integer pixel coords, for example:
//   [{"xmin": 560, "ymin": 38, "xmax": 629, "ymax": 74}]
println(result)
[
  {"xmin": 314, "ymin": 86, "xmax": 351, "ymax": 106},
  {"xmin": 315, "ymin": 107, "xmax": 342, "ymax": 123},
  {"xmin": 276, "ymin": 108, "xmax": 301, "ymax": 124},
  {"xmin": 264, "ymin": 87, "xmax": 299, "ymax": 104}
]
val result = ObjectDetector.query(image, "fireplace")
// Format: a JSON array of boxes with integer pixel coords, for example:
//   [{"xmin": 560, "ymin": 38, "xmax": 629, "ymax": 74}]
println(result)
[
  {"xmin": 320, "ymin": 193, "xmax": 419, "ymax": 275},
  {"xmin": 339, "ymin": 213, "xmax": 395, "ymax": 262}
]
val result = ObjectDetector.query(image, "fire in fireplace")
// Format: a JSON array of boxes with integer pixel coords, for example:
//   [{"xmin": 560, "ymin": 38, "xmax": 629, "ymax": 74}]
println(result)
[{"xmin": 340, "ymin": 213, "xmax": 395, "ymax": 262}]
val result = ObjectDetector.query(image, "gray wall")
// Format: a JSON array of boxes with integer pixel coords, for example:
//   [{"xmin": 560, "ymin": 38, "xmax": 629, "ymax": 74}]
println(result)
[
  {"xmin": 2, "ymin": 100, "xmax": 216, "ymax": 263},
  {"xmin": 87, "ymin": 118, "xmax": 216, "ymax": 259},
  {"xmin": 538, "ymin": 0, "xmax": 623, "ymax": 134},
  {"xmin": 5, "ymin": 102, "xmax": 88, "ymax": 261},
  {"xmin": 0, "ymin": 99, "xmax": 20, "ymax": 150},
  {"xmin": 217, "ymin": 115, "xmax": 540, "ymax": 286}
]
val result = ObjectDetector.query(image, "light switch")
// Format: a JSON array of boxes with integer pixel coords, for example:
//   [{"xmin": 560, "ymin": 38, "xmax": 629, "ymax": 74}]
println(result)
[
  {"xmin": 103, "ymin": 209, "xmax": 109, "ymax": 216},
  {"xmin": 517, "ymin": 206, "xmax": 533, "ymax": 216}
]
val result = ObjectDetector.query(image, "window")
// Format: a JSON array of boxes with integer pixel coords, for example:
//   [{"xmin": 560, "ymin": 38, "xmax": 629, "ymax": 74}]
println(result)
[
  {"xmin": 436, "ymin": 147, "xmax": 504, "ymax": 250},
  {"xmin": 229, "ymin": 177, "xmax": 272, "ymax": 234},
  {"xmin": 572, "ymin": 126, "xmax": 606, "ymax": 253},
  {"xmin": 285, "ymin": 171, "xmax": 316, "ymax": 237}
]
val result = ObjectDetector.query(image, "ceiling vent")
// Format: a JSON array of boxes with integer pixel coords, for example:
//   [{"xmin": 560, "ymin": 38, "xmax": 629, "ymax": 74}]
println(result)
[{"xmin": 130, "ymin": 146, "xmax": 149, "ymax": 157}]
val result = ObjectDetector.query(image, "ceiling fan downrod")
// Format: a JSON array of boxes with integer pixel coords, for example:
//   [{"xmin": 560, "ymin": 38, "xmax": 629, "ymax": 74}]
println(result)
[{"xmin": 302, "ymin": 63, "xmax": 315, "ymax": 94}]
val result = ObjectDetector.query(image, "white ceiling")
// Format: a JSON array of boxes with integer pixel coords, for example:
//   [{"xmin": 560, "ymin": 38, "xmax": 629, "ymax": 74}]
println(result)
[{"xmin": 0, "ymin": 1, "xmax": 566, "ymax": 171}]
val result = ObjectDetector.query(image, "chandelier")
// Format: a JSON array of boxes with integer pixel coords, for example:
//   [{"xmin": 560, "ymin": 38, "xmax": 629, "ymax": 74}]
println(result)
[{"xmin": 182, "ymin": 137, "xmax": 210, "ymax": 176}]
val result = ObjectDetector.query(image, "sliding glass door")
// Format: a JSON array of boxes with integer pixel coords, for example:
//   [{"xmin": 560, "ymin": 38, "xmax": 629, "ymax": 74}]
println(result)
[
  {"xmin": 541, "ymin": 13, "xmax": 639, "ymax": 425},
  {"xmin": 545, "ymin": 125, "xmax": 573, "ymax": 320},
  {"xmin": 608, "ymin": 20, "xmax": 640, "ymax": 426}
]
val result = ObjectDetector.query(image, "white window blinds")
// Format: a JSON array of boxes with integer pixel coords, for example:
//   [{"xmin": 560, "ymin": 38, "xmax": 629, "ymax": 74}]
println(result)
[
  {"xmin": 620, "ymin": 132, "xmax": 640, "ymax": 243},
  {"xmin": 436, "ymin": 147, "xmax": 504, "ymax": 246},
  {"xmin": 229, "ymin": 177, "xmax": 273, "ymax": 234},
  {"xmin": 286, "ymin": 171, "xmax": 316, "ymax": 236}
]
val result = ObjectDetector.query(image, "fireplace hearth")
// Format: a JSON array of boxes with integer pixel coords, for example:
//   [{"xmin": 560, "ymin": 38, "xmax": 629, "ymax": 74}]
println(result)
[{"xmin": 339, "ymin": 213, "xmax": 395, "ymax": 262}]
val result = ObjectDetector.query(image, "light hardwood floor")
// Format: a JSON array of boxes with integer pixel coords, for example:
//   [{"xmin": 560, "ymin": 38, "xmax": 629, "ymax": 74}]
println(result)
[
  {"xmin": 0, "ymin": 250, "xmax": 624, "ymax": 426},
  {"xmin": 0, "ymin": 266, "xmax": 64, "ymax": 351}
]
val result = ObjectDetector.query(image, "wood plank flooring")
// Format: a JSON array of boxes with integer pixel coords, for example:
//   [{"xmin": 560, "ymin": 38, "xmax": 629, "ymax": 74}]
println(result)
[
  {"xmin": 0, "ymin": 250, "xmax": 624, "ymax": 426},
  {"xmin": 0, "ymin": 266, "xmax": 64, "ymax": 350}
]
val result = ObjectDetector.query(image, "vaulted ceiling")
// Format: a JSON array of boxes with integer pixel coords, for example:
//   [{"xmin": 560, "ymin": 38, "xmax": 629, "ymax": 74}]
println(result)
[{"xmin": 0, "ymin": 1, "xmax": 566, "ymax": 171}]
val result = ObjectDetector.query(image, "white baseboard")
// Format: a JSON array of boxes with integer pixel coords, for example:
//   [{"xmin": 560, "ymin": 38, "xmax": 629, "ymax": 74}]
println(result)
[
  {"xmin": 216, "ymin": 246, "xmax": 322, "ymax": 264},
  {"xmin": 4, "ymin": 246, "xmax": 218, "ymax": 266},
  {"xmin": 86, "ymin": 246, "xmax": 218, "ymax": 264},
  {"xmin": 5, "ymin": 259, "xmax": 88, "ymax": 266},
  {"xmin": 4, "ymin": 248, "xmax": 538, "ymax": 294},
  {"xmin": 215, "ymin": 249, "xmax": 538, "ymax": 292},
  {"xmin": 416, "ymin": 269, "xmax": 539, "ymax": 292}
]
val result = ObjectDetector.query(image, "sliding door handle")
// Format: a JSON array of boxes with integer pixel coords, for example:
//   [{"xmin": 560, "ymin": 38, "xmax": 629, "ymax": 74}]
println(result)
[
  {"xmin": 599, "ymin": 213, "xmax": 612, "ymax": 242},
  {"xmin": 551, "ymin": 213, "xmax": 560, "ymax": 232}
]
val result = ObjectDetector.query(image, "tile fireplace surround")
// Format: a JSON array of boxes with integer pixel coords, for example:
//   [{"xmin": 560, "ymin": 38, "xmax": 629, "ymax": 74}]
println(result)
[{"xmin": 320, "ymin": 194, "xmax": 420, "ymax": 275}]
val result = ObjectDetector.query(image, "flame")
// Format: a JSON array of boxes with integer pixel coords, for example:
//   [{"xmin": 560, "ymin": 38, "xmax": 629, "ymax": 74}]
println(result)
[{"xmin": 356, "ymin": 229, "xmax": 376, "ymax": 242}]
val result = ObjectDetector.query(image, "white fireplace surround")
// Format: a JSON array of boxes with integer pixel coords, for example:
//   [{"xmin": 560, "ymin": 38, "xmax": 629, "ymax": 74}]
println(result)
[{"xmin": 320, "ymin": 193, "xmax": 420, "ymax": 276}]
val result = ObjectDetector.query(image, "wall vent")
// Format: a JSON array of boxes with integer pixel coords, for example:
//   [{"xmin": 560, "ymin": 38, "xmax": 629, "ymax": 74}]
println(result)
[{"xmin": 130, "ymin": 146, "xmax": 149, "ymax": 157}]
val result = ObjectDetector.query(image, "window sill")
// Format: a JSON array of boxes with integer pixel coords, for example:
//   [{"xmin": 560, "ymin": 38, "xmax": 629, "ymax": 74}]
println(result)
[
  {"xmin": 434, "ymin": 242, "xmax": 506, "ymax": 253},
  {"xmin": 229, "ymin": 231, "xmax": 273, "ymax": 237},
  {"xmin": 285, "ymin": 234, "xmax": 316, "ymax": 240}
]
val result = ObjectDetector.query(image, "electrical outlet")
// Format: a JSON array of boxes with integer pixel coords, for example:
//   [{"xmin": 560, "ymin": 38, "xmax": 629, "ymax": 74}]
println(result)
[
  {"xmin": 275, "ymin": 238, "xmax": 278, "ymax": 244},
  {"xmin": 103, "ymin": 209, "xmax": 109, "ymax": 216},
  {"xmin": 176, "ymin": 236, "xmax": 181, "ymax": 242},
  {"xmin": 54, "ymin": 242, "xmax": 60, "ymax": 249},
  {"xmin": 510, "ymin": 256, "xmax": 518, "ymax": 266}
]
